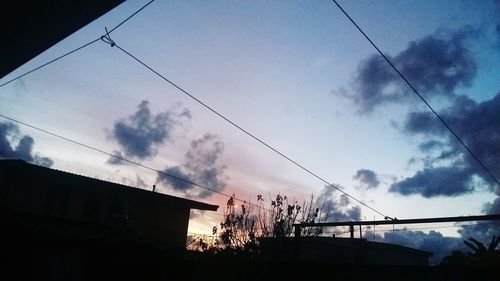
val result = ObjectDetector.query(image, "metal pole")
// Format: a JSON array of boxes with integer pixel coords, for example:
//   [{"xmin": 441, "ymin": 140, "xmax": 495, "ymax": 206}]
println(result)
[
  {"xmin": 295, "ymin": 226, "xmax": 301, "ymax": 238},
  {"xmin": 294, "ymin": 214, "xmax": 500, "ymax": 228}
]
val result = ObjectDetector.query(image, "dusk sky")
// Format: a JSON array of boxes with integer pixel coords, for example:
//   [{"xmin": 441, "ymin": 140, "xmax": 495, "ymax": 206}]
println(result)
[{"xmin": 1, "ymin": 0, "xmax": 499, "ymax": 261}]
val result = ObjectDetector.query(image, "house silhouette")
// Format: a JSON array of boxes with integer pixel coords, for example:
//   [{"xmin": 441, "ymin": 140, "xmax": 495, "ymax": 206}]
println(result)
[
  {"xmin": 258, "ymin": 236, "xmax": 432, "ymax": 266},
  {"xmin": 0, "ymin": 159, "xmax": 218, "ymax": 279}
]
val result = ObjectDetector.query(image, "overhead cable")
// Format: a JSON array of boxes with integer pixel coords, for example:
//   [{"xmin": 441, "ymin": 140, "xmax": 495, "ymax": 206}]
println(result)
[
  {"xmin": 0, "ymin": 113, "xmax": 272, "ymax": 214},
  {"xmin": 331, "ymin": 0, "xmax": 500, "ymax": 187},
  {"xmin": 99, "ymin": 37, "xmax": 393, "ymax": 220},
  {"xmin": 0, "ymin": 0, "xmax": 156, "ymax": 89}
]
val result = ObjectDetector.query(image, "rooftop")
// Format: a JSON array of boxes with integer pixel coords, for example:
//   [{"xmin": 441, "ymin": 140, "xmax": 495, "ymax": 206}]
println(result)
[{"xmin": 0, "ymin": 159, "xmax": 218, "ymax": 211}]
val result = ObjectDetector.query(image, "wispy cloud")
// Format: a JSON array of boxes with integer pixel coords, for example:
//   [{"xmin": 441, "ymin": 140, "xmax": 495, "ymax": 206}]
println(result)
[
  {"xmin": 157, "ymin": 134, "xmax": 228, "ymax": 198},
  {"xmin": 315, "ymin": 186, "xmax": 361, "ymax": 222}
]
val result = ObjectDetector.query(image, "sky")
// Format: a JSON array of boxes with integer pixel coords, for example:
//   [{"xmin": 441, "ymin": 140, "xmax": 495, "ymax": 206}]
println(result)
[{"xmin": 1, "ymin": 0, "xmax": 499, "ymax": 263}]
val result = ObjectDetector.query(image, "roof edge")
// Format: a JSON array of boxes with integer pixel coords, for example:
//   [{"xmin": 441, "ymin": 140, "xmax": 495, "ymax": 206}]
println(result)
[{"xmin": 0, "ymin": 159, "xmax": 218, "ymax": 212}]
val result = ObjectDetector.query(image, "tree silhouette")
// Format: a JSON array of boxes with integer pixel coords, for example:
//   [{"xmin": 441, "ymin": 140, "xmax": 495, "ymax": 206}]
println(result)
[
  {"xmin": 441, "ymin": 235, "xmax": 500, "ymax": 266},
  {"xmin": 207, "ymin": 193, "xmax": 327, "ymax": 254},
  {"xmin": 463, "ymin": 236, "xmax": 499, "ymax": 255}
]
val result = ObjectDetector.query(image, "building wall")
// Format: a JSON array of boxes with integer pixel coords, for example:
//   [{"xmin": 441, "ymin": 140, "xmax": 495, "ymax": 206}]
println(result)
[{"xmin": 0, "ymin": 161, "xmax": 192, "ymax": 253}]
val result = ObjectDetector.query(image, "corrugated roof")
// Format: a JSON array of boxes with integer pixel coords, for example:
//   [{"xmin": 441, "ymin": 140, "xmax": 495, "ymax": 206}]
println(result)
[{"xmin": 0, "ymin": 159, "xmax": 218, "ymax": 211}]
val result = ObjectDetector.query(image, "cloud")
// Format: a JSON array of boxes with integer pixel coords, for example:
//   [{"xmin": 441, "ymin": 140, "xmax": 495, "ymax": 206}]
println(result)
[
  {"xmin": 389, "ymin": 90, "xmax": 500, "ymax": 248},
  {"xmin": 390, "ymin": 92, "xmax": 500, "ymax": 197},
  {"xmin": 458, "ymin": 197, "xmax": 500, "ymax": 245},
  {"xmin": 0, "ymin": 121, "xmax": 53, "ymax": 167},
  {"xmin": 366, "ymin": 229, "xmax": 466, "ymax": 265},
  {"xmin": 353, "ymin": 169, "xmax": 380, "ymax": 189},
  {"xmin": 347, "ymin": 27, "xmax": 477, "ymax": 112},
  {"xmin": 417, "ymin": 140, "xmax": 444, "ymax": 153},
  {"xmin": 160, "ymin": 166, "xmax": 193, "ymax": 191},
  {"xmin": 107, "ymin": 171, "xmax": 149, "ymax": 190},
  {"xmin": 390, "ymin": 166, "xmax": 475, "ymax": 197},
  {"xmin": 106, "ymin": 151, "xmax": 128, "ymax": 165},
  {"xmin": 495, "ymin": 0, "xmax": 500, "ymax": 40},
  {"xmin": 108, "ymin": 100, "xmax": 190, "ymax": 162},
  {"xmin": 366, "ymin": 197, "xmax": 499, "ymax": 264},
  {"xmin": 157, "ymin": 134, "xmax": 228, "ymax": 198},
  {"xmin": 13, "ymin": 79, "xmax": 28, "ymax": 95},
  {"xmin": 314, "ymin": 186, "xmax": 361, "ymax": 222}
]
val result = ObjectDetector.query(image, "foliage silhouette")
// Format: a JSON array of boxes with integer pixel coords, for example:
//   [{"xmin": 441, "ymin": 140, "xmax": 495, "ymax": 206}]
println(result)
[
  {"xmin": 196, "ymin": 193, "xmax": 328, "ymax": 256},
  {"xmin": 440, "ymin": 235, "xmax": 500, "ymax": 267}
]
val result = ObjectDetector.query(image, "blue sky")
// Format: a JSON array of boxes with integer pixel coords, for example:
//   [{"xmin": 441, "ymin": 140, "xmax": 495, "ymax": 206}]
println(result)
[{"xmin": 1, "ymin": 0, "xmax": 499, "ymax": 259}]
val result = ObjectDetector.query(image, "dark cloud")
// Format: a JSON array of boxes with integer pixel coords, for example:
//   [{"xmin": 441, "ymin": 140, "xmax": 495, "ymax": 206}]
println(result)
[
  {"xmin": 458, "ymin": 197, "xmax": 500, "ymax": 245},
  {"xmin": 495, "ymin": 0, "xmax": 500, "ymax": 40},
  {"xmin": 404, "ymin": 111, "xmax": 441, "ymax": 135},
  {"xmin": 390, "ymin": 93, "xmax": 500, "ymax": 197},
  {"xmin": 366, "ymin": 229, "xmax": 466, "ymax": 265},
  {"xmin": 107, "ymin": 151, "xmax": 128, "ymax": 166},
  {"xmin": 157, "ymin": 134, "xmax": 227, "ymax": 198},
  {"xmin": 348, "ymin": 27, "xmax": 477, "ymax": 112},
  {"xmin": 418, "ymin": 140, "xmax": 444, "ymax": 153},
  {"xmin": 350, "ymin": 54, "xmax": 399, "ymax": 111},
  {"xmin": 160, "ymin": 166, "xmax": 193, "ymax": 191},
  {"xmin": 315, "ymin": 186, "xmax": 361, "ymax": 222},
  {"xmin": 367, "ymin": 197, "xmax": 499, "ymax": 265},
  {"xmin": 390, "ymin": 91, "xmax": 500, "ymax": 248},
  {"xmin": 390, "ymin": 166, "xmax": 475, "ymax": 197},
  {"xmin": 108, "ymin": 100, "xmax": 190, "ymax": 162},
  {"xmin": 366, "ymin": 198, "xmax": 500, "ymax": 264},
  {"xmin": 0, "ymin": 121, "xmax": 53, "ymax": 167},
  {"xmin": 353, "ymin": 169, "xmax": 380, "ymax": 189}
]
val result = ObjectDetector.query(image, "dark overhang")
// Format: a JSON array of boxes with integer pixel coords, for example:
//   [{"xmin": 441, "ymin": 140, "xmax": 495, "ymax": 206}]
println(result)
[{"xmin": 1, "ymin": 0, "xmax": 125, "ymax": 79}]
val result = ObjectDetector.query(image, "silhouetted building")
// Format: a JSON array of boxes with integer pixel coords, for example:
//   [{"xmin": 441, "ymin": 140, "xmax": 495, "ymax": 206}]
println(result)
[
  {"xmin": 259, "ymin": 237, "xmax": 432, "ymax": 266},
  {"xmin": 0, "ymin": 159, "xmax": 217, "ymax": 279}
]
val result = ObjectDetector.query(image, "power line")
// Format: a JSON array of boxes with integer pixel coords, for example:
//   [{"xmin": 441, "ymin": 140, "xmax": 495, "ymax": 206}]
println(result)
[
  {"xmin": 1, "ymin": 0, "xmax": 391, "ymax": 220},
  {"xmin": 0, "ymin": 0, "xmax": 274, "ymax": 217},
  {"xmin": 0, "ymin": 113, "xmax": 273, "ymax": 214},
  {"xmin": 0, "ymin": 0, "xmax": 156, "ymax": 89},
  {"xmin": 330, "ymin": 0, "xmax": 500, "ymax": 187},
  {"xmin": 0, "ymin": 38, "xmax": 99, "ymax": 88},
  {"xmin": 99, "ymin": 39, "xmax": 393, "ymax": 221},
  {"xmin": 106, "ymin": 0, "xmax": 155, "ymax": 34}
]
